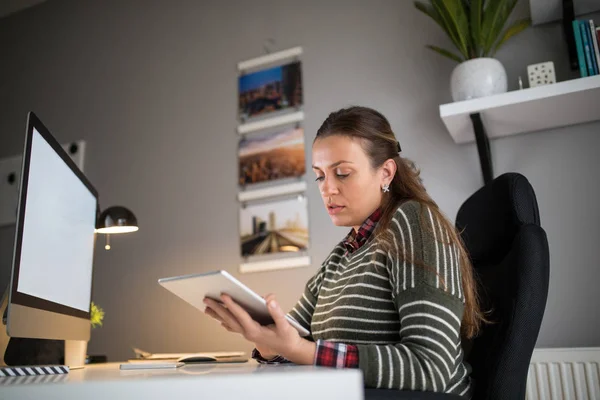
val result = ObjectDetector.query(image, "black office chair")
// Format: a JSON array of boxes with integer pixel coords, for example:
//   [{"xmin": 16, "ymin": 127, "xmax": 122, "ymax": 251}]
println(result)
[
  {"xmin": 365, "ymin": 172, "xmax": 549, "ymax": 400},
  {"xmin": 455, "ymin": 172, "xmax": 550, "ymax": 400}
]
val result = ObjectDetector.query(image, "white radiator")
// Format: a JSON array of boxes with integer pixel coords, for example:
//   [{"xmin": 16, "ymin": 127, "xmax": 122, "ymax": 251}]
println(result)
[{"xmin": 526, "ymin": 348, "xmax": 600, "ymax": 400}]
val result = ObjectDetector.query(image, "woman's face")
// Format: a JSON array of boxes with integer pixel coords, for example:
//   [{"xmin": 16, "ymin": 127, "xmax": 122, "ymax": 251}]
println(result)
[{"xmin": 312, "ymin": 135, "xmax": 388, "ymax": 230}]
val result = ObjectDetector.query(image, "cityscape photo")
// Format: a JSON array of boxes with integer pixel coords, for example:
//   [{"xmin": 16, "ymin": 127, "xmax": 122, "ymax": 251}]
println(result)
[{"xmin": 238, "ymin": 61, "xmax": 303, "ymax": 119}]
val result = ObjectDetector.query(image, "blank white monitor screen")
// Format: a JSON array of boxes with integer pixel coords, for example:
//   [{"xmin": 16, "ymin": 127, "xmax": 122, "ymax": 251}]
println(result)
[{"xmin": 16, "ymin": 127, "xmax": 96, "ymax": 312}]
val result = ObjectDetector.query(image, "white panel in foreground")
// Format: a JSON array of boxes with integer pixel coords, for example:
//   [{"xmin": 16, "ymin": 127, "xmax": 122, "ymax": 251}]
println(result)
[{"xmin": 0, "ymin": 362, "xmax": 364, "ymax": 400}]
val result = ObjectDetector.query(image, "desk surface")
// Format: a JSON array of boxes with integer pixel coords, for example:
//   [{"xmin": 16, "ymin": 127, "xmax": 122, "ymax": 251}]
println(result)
[{"xmin": 0, "ymin": 361, "xmax": 364, "ymax": 400}]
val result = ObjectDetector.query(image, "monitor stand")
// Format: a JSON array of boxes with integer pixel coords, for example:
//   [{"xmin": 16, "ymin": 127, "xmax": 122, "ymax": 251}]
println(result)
[
  {"xmin": 0, "ymin": 289, "xmax": 9, "ymax": 366},
  {"xmin": 0, "ymin": 287, "xmax": 67, "ymax": 368}
]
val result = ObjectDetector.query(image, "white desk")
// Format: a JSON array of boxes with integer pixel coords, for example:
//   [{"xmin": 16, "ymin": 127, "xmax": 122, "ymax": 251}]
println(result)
[{"xmin": 0, "ymin": 361, "xmax": 365, "ymax": 399}]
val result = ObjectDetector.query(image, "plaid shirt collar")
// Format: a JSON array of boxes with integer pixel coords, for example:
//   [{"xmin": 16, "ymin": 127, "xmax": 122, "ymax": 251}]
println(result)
[{"xmin": 342, "ymin": 208, "xmax": 382, "ymax": 254}]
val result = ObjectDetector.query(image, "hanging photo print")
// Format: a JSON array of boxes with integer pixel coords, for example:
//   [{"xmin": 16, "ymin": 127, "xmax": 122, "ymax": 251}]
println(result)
[
  {"xmin": 238, "ymin": 61, "xmax": 303, "ymax": 120},
  {"xmin": 239, "ymin": 197, "xmax": 309, "ymax": 257},
  {"xmin": 238, "ymin": 127, "xmax": 305, "ymax": 186}
]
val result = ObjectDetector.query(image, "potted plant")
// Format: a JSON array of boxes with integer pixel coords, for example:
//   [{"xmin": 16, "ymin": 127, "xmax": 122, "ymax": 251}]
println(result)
[
  {"xmin": 90, "ymin": 301, "xmax": 105, "ymax": 329},
  {"xmin": 414, "ymin": 0, "xmax": 530, "ymax": 101}
]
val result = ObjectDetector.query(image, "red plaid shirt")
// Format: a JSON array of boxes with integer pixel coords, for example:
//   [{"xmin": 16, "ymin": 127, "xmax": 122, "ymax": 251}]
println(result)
[
  {"xmin": 314, "ymin": 208, "xmax": 381, "ymax": 368},
  {"xmin": 342, "ymin": 208, "xmax": 382, "ymax": 255},
  {"xmin": 253, "ymin": 208, "xmax": 382, "ymax": 369}
]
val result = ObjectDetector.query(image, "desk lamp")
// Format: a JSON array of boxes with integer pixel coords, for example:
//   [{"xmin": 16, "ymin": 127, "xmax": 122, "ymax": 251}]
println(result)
[{"xmin": 96, "ymin": 206, "xmax": 139, "ymax": 250}]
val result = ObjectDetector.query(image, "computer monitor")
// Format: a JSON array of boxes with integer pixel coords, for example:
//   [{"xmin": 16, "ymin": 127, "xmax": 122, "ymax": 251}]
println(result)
[{"xmin": 4, "ymin": 112, "xmax": 98, "ymax": 342}]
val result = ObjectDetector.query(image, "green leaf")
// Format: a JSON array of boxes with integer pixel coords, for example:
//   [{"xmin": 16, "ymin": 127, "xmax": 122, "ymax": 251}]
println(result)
[
  {"xmin": 442, "ymin": 0, "xmax": 470, "ymax": 51},
  {"xmin": 416, "ymin": 0, "xmax": 462, "ymax": 56},
  {"xmin": 414, "ymin": 1, "xmax": 446, "ymax": 31},
  {"xmin": 432, "ymin": 0, "xmax": 471, "ymax": 59},
  {"xmin": 439, "ymin": 0, "xmax": 471, "ymax": 58},
  {"xmin": 461, "ymin": 0, "xmax": 471, "ymax": 21},
  {"xmin": 470, "ymin": 0, "xmax": 483, "ymax": 56},
  {"xmin": 481, "ymin": 0, "xmax": 518, "ymax": 56},
  {"xmin": 426, "ymin": 45, "xmax": 465, "ymax": 63},
  {"xmin": 491, "ymin": 17, "xmax": 530, "ymax": 55}
]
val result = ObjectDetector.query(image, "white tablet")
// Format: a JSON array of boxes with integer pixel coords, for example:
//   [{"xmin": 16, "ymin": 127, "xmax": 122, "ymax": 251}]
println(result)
[{"xmin": 158, "ymin": 270, "xmax": 310, "ymax": 337}]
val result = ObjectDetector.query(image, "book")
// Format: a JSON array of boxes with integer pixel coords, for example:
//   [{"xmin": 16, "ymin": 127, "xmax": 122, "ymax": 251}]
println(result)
[
  {"xmin": 573, "ymin": 20, "xmax": 588, "ymax": 77},
  {"xmin": 580, "ymin": 20, "xmax": 597, "ymax": 75},
  {"xmin": 585, "ymin": 20, "xmax": 599, "ymax": 75},
  {"xmin": 130, "ymin": 347, "xmax": 246, "ymax": 363},
  {"xmin": 127, "ymin": 354, "xmax": 248, "ymax": 364},
  {"xmin": 592, "ymin": 21, "xmax": 600, "ymax": 70}
]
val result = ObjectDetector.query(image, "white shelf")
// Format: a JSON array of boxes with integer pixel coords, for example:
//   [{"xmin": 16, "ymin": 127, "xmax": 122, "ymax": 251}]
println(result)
[{"xmin": 439, "ymin": 75, "xmax": 600, "ymax": 144}]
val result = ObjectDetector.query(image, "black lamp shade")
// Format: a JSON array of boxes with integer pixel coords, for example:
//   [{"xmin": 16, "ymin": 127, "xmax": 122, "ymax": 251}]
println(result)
[{"xmin": 96, "ymin": 206, "xmax": 138, "ymax": 234}]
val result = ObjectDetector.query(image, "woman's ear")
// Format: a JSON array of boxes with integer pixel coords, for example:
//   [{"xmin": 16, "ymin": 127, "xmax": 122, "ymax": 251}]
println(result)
[{"xmin": 380, "ymin": 158, "xmax": 397, "ymax": 184}]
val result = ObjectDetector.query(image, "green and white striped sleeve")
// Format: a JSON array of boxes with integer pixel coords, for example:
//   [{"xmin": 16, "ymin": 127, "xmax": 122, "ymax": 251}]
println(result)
[{"xmin": 356, "ymin": 202, "xmax": 472, "ymax": 396}]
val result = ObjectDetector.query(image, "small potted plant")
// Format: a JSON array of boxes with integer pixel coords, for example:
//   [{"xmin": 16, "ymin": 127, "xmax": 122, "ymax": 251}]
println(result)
[
  {"xmin": 90, "ymin": 301, "xmax": 105, "ymax": 329},
  {"xmin": 414, "ymin": 0, "xmax": 530, "ymax": 101}
]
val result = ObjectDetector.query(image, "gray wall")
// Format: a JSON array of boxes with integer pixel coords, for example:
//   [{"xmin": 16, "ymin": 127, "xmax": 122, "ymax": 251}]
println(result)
[{"xmin": 1, "ymin": 0, "xmax": 598, "ymax": 362}]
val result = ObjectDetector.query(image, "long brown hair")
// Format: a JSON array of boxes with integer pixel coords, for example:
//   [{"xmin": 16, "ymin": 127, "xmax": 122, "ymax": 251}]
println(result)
[{"xmin": 315, "ymin": 106, "xmax": 485, "ymax": 339}]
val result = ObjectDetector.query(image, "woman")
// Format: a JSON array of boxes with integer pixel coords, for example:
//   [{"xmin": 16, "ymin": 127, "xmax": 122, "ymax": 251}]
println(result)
[{"xmin": 204, "ymin": 106, "xmax": 484, "ymax": 397}]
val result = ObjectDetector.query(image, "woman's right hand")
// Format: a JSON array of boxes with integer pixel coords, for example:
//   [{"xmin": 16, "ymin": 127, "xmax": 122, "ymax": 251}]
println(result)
[
  {"xmin": 254, "ymin": 343, "xmax": 278, "ymax": 360},
  {"xmin": 254, "ymin": 293, "xmax": 279, "ymax": 359},
  {"xmin": 203, "ymin": 293, "xmax": 280, "ymax": 359}
]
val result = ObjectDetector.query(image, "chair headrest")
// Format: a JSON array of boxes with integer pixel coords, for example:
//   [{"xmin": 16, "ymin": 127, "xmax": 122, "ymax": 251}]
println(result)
[{"xmin": 456, "ymin": 173, "xmax": 540, "ymax": 265}]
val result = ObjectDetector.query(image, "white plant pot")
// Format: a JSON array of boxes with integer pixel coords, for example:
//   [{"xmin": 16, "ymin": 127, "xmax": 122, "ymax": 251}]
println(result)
[
  {"xmin": 64, "ymin": 340, "xmax": 87, "ymax": 369},
  {"xmin": 450, "ymin": 58, "xmax": 507, "ymax": 102}
]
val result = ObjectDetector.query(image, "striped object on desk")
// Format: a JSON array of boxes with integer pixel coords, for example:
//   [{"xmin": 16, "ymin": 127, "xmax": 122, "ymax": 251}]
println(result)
[
  {"xmin": 0, "ymin": 373, "xmax": 68, "ymax": 386},
  {"xmin": 0, "ymin": 365, "xmax": 69, "ymax": 377}
]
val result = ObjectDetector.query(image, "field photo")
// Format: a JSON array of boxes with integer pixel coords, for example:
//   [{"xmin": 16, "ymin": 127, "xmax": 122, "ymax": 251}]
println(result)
[
  {"xmin": 240, "ymin": 198, "xmax": 309, "ymax": 257},
  {"xmin": 238, "ymin": 128, "xmax": 305, "ymax": 186}
]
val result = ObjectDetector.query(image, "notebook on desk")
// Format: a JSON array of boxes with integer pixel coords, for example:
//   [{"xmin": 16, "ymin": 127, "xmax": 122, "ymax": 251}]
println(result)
[{"xmin": 130, "ymin": 348, "xmax": 248, "ymax": 364}]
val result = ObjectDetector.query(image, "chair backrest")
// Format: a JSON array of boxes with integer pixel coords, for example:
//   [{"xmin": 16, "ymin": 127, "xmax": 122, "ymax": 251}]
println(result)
[{"xmin": 455, "ymin": 173, "xmax": 550, "ymax": 400}]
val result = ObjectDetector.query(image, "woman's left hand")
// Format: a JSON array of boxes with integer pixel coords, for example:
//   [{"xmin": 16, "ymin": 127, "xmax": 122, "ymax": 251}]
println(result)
[{"xmin": 203, "ymin": 294, "xmax": 316, "ymax": 364}]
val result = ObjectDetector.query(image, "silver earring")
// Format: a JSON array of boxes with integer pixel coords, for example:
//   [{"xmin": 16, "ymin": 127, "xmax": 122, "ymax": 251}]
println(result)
[{"xmin": 382, "ymin": 184, "xmax": 390, "ymax": 193}]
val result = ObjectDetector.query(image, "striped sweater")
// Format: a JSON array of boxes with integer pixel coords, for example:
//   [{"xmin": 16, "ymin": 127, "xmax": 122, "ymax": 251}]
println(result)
[{"xmin": 288, "ymin": 200, "xmax": 472, "ymax": 397}]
